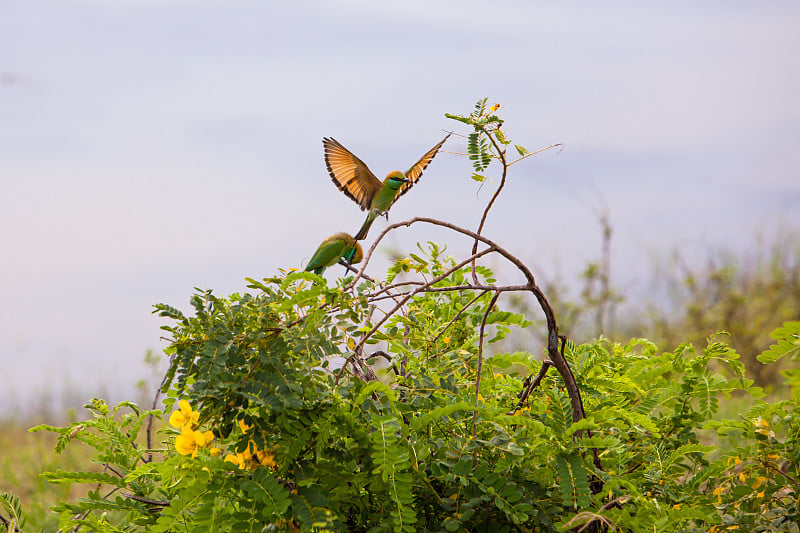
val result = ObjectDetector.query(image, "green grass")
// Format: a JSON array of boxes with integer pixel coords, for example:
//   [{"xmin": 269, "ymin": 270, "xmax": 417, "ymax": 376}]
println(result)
[
  {"xmin": 0, "ymin": 377, "xmax": 165, "ymax": 530},
  {"xmin": 0, "ymin": 417, "xmax": 98, "ymax": 531}
]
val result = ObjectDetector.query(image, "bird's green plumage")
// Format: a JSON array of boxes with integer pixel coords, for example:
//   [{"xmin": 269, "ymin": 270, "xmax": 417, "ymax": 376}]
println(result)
[
  {"xmin": 322, "ymin": 134, "xmax": 450, "ymax": 240},
  {"xmin": 354, "ymin": 172, "xmax": 409, "ymax": 240},
  {"xmin": 304, "ymin": 233, "xmax": 363, "ymax": 275}
]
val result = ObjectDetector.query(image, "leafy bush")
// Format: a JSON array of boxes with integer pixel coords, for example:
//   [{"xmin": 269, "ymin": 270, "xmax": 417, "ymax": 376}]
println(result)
[{"xmin": 5, "ymin": 100, "xmax": 799, "ymax": 532}]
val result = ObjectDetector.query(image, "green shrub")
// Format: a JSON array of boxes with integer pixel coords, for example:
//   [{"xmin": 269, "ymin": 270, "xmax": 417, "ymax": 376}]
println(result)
[{"xmin": 5, "ymin": 100, "xmax": 798, "ymax": 533}]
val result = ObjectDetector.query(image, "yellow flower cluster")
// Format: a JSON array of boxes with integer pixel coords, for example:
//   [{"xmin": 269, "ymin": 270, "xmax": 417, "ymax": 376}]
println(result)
[
  {"xmin": 224, "ymin": 444, "xmax": 278, "ymax": 470},
  {"xmin": 753, "ymin": 418, "xmax": 775, "ymax": 438},
  {"xmin": 169, "ymin": 399, "xmax": 199, "ymax": 428},
  {"xmin": 169, "ymin": 400, "xmax": 217, "ymax": 458},
  {"xmin": 224, "ymin": 419, "xmax": 279, "ymax": 471},
  {"xmin": 168, "ymin": 404, "xmax": 277, "ymax": 469}
]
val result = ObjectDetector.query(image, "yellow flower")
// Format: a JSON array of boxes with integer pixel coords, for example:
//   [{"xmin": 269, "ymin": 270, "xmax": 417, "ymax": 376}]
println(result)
[
  {"xmin": 225, "ymin": 441, "xmax": 255, "ymax": 470},
  {"xmin": 673, "ymin": 504, "xmax": 682, "ymax": 510},
  {"xmin": 224, "ymin": 454, "xmax": 244, "ymax": 468},
  {"xmin": 767, "ymin": 453, "xmax": 780, "ymax": 460},
  {"xmin": 442, "ymin": 336, "xmax": 451, "ymax": 344},
  {"xmin": 754, "ymin": 418, "xmax": 772, "ymax": 436},
  {"xmin": 257, "ymin": 449, "xmax": 277, "ymax": 468},
  {"xmin": 210, "ymin": 447, "xmax": 222, "ymax": 457},
  {"xmin": 752, "ymin": 476, "xmax": 767, "ymax": 489},
  {"xmin": 169, "ymin": 400, "xmax": 199, "ymax": 429},
  {"xmin": 238, "ymin": 419, "xmax": 252, "ymax": 433},
  {"xmin": 224, "ymin": 442, "xmax": 278, "ymax": 470},
  {"xmin": 756, "ymin": 490, "xmax": 765, "ymax": 499},
  {"xmin": 176, "ymin": 426, "xmax": 213, "ymax": 457},
  {"xmin": 489, "ymin": 103, "xmax": 501, "ymax": 112},
  {"xmin": 734, "ymin": 457, "xmax": 742, "ymax": 465},
  {"xmin": 738, "ymin": 472, "xmax": 746, "ymax": 483},
  {"xmin": 239, "ymin": 445, "xmax": 254, "ymax": 463}
]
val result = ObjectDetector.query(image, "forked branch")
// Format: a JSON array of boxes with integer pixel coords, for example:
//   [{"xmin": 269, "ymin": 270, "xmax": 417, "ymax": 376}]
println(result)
[{"xmin": 343, "ymin": 216, "xmax": 588, "ymax": 430}]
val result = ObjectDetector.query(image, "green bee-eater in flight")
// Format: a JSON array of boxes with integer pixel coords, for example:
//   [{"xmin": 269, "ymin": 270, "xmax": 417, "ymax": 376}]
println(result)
[
  {"xmin": 304, "ymin": 232, "xmax": 363, "ymax": 275},
  {"xmin": 323, "ymin": 134, "xmax": 450, "ymax": 240}
]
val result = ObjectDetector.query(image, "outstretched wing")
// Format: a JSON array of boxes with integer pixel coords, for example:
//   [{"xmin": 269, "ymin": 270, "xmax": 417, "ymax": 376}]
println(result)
[
  {"xmin": 394, "ymin": 133, "xmax": 451, "ymax": 205},
  {"xmin": 323, "ymin": 137, "xmax": 382, "ymax": 211}
]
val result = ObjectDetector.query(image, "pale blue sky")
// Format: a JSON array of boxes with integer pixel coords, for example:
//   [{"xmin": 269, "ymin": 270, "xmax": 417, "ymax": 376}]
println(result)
[{"xmin": 2, "ymin": 1, "xmax": 799, "ymax": 416}]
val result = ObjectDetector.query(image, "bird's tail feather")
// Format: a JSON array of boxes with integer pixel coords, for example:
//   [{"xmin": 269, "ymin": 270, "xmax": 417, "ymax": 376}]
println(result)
[{"xmin": 354, "ymin": 212, "xmax": 376, "ymax": 241}]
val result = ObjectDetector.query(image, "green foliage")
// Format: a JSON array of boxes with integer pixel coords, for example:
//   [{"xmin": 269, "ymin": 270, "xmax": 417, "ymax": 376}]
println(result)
[
  {"xmin": 29, "ymin": 254, "xmax": 800, "ymax": 531},
  {"xmin": 760, "ymin": 320, "xmax": 800, "ymax": 402},
  {"xmin": 13, "ymin": 99, "xmax": 799, "ymax": 533},
  {"xmin": 554, "ymin": 453, "xmax": 590, "ymax": 509},
  {"xmin": 0, "ymin": 492, "xmax": 26, "ymax": 532},
  {"xmin": 445, "ymin": 97, "xmax": 511, "ymax": 181},
  {"xmin": 0, "ymin": 413, "xmax": 103, "ymax": 532},
  {"xmin": 758, "ymin": 321, "xmax": 800, "ymax": 365}
]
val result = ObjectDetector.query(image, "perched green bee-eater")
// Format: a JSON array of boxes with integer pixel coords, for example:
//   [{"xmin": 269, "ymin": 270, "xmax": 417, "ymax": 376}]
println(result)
[
  {"xmin": 304, "ymin": 232, "xmax": 364, "ymax": 275},
  {"xmin": 323, "ymin": 134, "xmax": 450, "ymax": 240}
]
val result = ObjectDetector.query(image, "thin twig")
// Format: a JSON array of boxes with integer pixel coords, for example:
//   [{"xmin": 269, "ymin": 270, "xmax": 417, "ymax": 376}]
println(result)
[
  {"xmin": 507, "ymin": 143, "xmax": 564, "ymax": 166},
  {"xmin": 509, "ymin": 359, "xmax": 553, "ymax": 415},
  {"xmin": 473, "ymin": 291, "xmax": 501, "ymax": 437},
  {"xmin": 563, "ymin": 492, "xmax": 629, "ymax": 533},
  {"xmin": 121, "ymin": 493, "xmax": 170, "ymax": 507},
  {"xmin": 430, "ymin": 290, "xmax": 490, "ymax": 346},
  {"xmin": 337, "ymin": 215, "xmax": 595, "ymax": 484},
  {"xmin": 346, "ymin": 216, "xmax": 586, "ymax": 423},
  {"xmin": 471, "ymin": 125, "xmax": 508, "ymax": 284},
  {"xmin": 764, "ymin": 460, "xmax": 800, "ymax": 493},
  {"xmin": 342, "ymin": 260, "xmax": 412, "ymax": 313},
  {"xmin": 339, "ymin": 260, "xmax": 376, "ymax": 283},
  {"xmin": 355, "ymin": 247, "xmax": 495, "ymax": 351},
  {"xmin": 335, "ymin": 246, "xmax": 496, "ymax": 385},
  {"xmin": 366, "ymin": 350, "xmax": 401, "ymax": 375},
  {"xmin": 367, "ymin": 284, "xmax": 530, "ymax": 304},
  {"xmin": 146, "ymin": 364, "xmax": 170, "ymax": 463},
  {"xmin": 368, "ymin": 280, "xmax": 425, "ymax": 299}
]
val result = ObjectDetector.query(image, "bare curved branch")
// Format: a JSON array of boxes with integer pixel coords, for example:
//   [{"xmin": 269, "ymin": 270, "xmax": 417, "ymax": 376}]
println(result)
[{"xmin": 343, "ymin": 216, "xmax": 587, "ymax": 430}]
